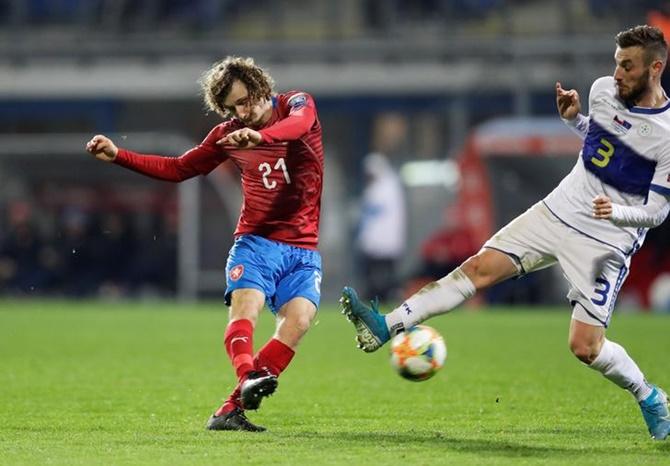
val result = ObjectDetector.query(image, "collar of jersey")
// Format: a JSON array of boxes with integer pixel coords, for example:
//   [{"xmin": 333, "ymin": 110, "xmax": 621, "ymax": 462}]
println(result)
[{"xmin": 626, "ymin": 97, "xmax": 670, "ymax": 114}]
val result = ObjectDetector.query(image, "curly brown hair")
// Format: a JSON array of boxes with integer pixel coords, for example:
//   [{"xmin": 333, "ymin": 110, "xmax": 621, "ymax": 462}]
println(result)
[
  {"xmin": 199, "ymin": 56, "xmax": 275, "ymax": 118},
  {"xmin": 616, "ymin": 25, "xmax": 668, "ymax": 66}
]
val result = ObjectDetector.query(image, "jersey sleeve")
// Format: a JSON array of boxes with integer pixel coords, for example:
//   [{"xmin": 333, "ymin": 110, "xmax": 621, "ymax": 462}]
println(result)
[
  {"xmin": 610, "ymin": 190, "xmax": 670, "ymax": 228},
  {"xmin": 562, "ymin": 78, "xmax": 610, "ymax": 140},
  {"xmin": 588, "ymin": 76, "xmax": 614, "ymax": 114},
  {"xmin": 562, "ymin": 113, "xmax": 589, "ymax": 140},
  {"xmin": 650, "ymin": 151, "xmax": 670, "ymax": 197},
  {"xmin": 258, "ymin": 92, "xmax": 317, "ymax": 144},
  {"xmin": 114, "ymin": 126, "xmax": 228, "ymax": 182}
]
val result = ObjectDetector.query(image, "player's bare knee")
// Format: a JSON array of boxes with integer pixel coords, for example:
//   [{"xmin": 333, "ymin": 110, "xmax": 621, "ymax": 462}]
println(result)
[
  {"xmin": 461, "ymin": 254, "xmax": 495, "ymax": 289},
  {"xmin": 569, "ymin": 339, "xmax": 599, "ymax": 364},
  {"xmin": 289, "ymin": 312, "xmax": 313, "ymax": 335},
  {"xmin": 460, "ymin": 255, "xmax": 480, "ymax": 280},
  {"xmin": 568, "ymin": 320, "xmax": 605, "ymax": 364}
]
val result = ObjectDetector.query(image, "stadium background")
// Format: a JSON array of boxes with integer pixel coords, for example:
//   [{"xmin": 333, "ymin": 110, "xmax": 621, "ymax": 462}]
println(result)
[{"xmin": 1, "ymin": 0, "xmax": 670, "ymax": 310}]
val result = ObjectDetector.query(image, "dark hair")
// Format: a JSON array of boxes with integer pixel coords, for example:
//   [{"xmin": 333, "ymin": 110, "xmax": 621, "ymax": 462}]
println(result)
[
  {"xmin": 199, "ymin": 56, "xmax": 275, "ymax": 118},
  {"xmin": 615, "ymin": 25, "xmax": 668, "ymax": 65}
]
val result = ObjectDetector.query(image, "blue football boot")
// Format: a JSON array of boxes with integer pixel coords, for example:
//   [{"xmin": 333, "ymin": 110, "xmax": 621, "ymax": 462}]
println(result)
[
  {"xmin": 340, "ymin": 286, "xmax": 390, "ymax": 352},
  {"xmin": 639, "ymin": 385, "xmax": 670, "ymax": 440}
]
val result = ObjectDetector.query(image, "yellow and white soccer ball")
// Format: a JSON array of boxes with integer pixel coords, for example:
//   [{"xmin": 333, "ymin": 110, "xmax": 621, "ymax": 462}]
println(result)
[{"xmin": 390, "ymin": 325, "xmax": 447, "ymax": 381}]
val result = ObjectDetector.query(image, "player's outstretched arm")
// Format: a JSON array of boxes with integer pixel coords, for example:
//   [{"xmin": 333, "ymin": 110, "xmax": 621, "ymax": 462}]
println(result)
[
  {"xmin": 593, "ymin": 192, "xmax": 670, "ymax": 228},
  {"xmin": 86, "ymin": 134, "xmax": 118, "ymax": 162},
  {"xmin": 85, "ymin": 133, "xmax": 219, "ymax": 182},
  {"xmin": 556, "ymin": 82, "xmax": 589, "ymax": 140}
]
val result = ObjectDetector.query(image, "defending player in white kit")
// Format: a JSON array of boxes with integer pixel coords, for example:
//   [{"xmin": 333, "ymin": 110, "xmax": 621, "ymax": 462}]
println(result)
[
  {"xmin": 340, "ymin": 25, "xmax": 670, "ymax": 440},
  {"xmin": 496, "ymin": 69, "xmax": 670, "ymax": 329}
]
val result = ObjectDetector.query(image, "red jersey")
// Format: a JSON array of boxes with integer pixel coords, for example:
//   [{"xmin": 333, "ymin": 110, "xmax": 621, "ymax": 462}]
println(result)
[{"xmin": 114, "ymin": 91, "xmax": 324, "ymax": 249}]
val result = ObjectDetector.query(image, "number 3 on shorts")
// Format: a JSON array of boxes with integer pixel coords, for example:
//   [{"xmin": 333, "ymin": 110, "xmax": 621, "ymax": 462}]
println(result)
[{"xmin": 591, "ymin": 277, "xmax": 611, "ymax": 306}]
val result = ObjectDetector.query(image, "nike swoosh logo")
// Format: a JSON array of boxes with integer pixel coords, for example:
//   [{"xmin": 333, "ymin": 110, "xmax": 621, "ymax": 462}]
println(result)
[{"xmin": 231, "ymin": 336, "xmax": 249, "ymax": 344}]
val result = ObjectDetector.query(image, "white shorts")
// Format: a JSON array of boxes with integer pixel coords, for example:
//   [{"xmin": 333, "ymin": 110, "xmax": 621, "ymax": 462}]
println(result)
[{"xmin": 483, "ymin": 202, "xmax": 631, "ymax": 327}]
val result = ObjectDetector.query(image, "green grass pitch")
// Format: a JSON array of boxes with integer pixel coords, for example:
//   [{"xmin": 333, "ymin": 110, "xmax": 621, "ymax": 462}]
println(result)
[{"xmin": 1, "ymin": 299, "xmax": 669, "ymax": 465}]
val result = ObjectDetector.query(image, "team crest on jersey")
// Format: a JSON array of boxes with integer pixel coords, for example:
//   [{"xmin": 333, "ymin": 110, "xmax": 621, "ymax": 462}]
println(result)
[
  {"xmin": 611, "ymin": 115, "xmax": 631, "ymax": 134},
  {"xmin": 229, "ymin": 264, "xmax": 244, "ymax": 282},
  {"xmin": 287, "ymin": 93, "xmax": 307, "ymax": 109},
  {"xmin": 637, "ymin": 122, "xmax": 652, "ymax": 137}
]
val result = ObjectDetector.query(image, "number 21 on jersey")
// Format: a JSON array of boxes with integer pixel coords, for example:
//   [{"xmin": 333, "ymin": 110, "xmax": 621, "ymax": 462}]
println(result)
[{"xmin": 259, "ymin": 157, "xmax": 291, "ymax": 190}]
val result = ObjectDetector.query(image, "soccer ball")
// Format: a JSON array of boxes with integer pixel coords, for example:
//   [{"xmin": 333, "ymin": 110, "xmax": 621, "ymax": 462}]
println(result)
[{"xmin": 390, "ymin": 325, "xmax": 447, "ymax": 381}]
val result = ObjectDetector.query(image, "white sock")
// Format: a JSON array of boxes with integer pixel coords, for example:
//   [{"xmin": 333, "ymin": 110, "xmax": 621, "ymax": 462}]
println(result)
[
  {"xmin": 589, "ymin": 339, "xmax": 652, "ymax": 402},
  {"xmin": 385, "ymin": 268, "xmax": 476, "ymax": 336}
]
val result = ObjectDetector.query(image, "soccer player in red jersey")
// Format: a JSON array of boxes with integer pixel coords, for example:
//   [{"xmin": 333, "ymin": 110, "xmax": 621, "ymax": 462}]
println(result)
[{"xmin": 85, "ymin": 57, "xmax": 324, "ymax": 432}]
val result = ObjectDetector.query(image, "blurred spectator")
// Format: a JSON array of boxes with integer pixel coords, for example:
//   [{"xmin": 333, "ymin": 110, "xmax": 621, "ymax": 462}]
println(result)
[
  {"xmin": 448, "ymin": 0, "xmax": 503, "ymax": 20},
  {"xmin": 0, "ymin": 201, "xmax": 59, "ymax": 294},
  {"xmin": 416, "ymin": 222, "xmax": 478, "ymax": 281},
  {"xmin": 404, "ymin": 206, "xmax": 478, "ymax": 298},
  {"xmin": 356, "ymin": 152, "xmax": 406, "ymax": 302},
  {"xmin": 650, "ymin": 273, "xmax": 670, "ymax": 312},
  {"xmin": 126, "ymin": 210, "xmax": 177, "ymax": 297},
  {"xmin": 94, "ymin": 211, "xmax": 137, "ymax": 297},
  {"xmin": 57, "ymin": 206, "xmax": 101, "ymax": 296}
]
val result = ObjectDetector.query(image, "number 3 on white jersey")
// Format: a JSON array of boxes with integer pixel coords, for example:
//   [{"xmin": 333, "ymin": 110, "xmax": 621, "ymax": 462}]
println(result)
[
  {"xmin": 591, "ymin": 137, "xmax": 614, "ymax": 168},
  {"xmin": 259, "ymin": 158, "xmax": 291, "ymax": 190}
]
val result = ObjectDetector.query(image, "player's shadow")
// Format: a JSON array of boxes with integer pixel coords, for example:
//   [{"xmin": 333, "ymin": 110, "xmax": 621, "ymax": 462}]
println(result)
[{"xmin": 291, "ymin": 430, "xmax": 669, "ymax": 458}]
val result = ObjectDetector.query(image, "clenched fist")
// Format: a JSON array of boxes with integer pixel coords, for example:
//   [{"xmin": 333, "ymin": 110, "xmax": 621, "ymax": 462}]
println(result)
[
  {"xmin": 592, "ymin": 194, "xmax": 613, "ymax": 220},
  {"xmin": 86, "ymin": 135, "xmax": 118, "ymax": 162},
  {"xmin": 556, "ymin": 82, "xmax": 582, "ymax": 121}
]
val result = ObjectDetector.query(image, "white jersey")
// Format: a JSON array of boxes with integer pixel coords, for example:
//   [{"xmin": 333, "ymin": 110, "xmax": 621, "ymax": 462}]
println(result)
[{"xmin": 544, "ymin": 76, "xmax": 670, "ymax": 257}]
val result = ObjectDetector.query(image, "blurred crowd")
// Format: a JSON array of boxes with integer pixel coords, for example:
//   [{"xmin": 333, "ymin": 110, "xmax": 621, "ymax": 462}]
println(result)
[
  {"xmin": 1, "ymin": 0, "xmax": 668, "ymax": 36},
  {"xmin": 0, "ymin": 197, "xmax": 177, "ymax": 298}
]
